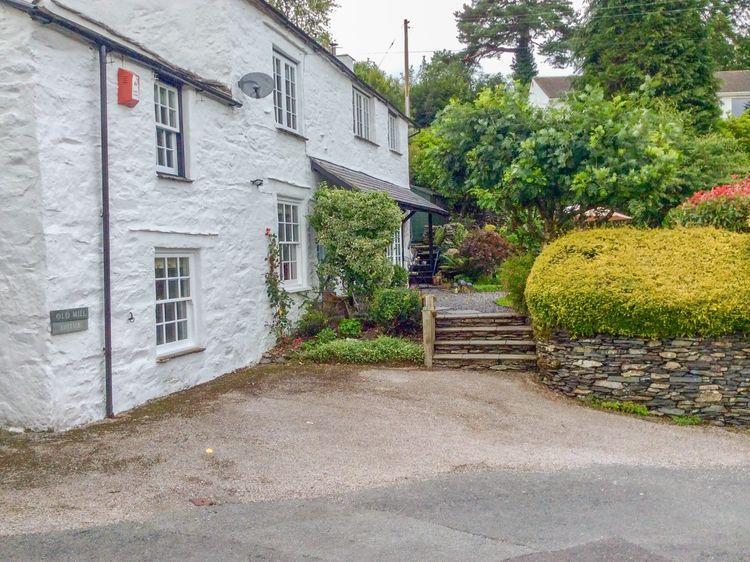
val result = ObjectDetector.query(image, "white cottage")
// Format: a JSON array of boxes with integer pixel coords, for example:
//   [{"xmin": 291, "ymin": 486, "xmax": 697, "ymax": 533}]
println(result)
[{"xmin": 0, "ymin": 0, "xmax": 445, "ymax": 430}]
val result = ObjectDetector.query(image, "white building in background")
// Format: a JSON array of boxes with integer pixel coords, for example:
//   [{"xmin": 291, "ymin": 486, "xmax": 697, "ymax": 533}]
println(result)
[
  {"xmin": 529, "ymin": 71, "xmax": 750, "ymax": 117},
  {"xmin": 0, "ymin": 0, "xmax": 443, "ymax": 430}
]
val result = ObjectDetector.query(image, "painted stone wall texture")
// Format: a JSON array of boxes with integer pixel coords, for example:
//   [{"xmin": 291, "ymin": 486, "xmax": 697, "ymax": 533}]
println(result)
[{"xmin": 537, "ymin": 332, "xmax": 750, "ymax": 426}]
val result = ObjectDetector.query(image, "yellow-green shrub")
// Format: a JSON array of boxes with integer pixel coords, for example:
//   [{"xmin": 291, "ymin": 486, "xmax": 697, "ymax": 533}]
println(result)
[{"xmin": 525, "ymin": 227, "xmax": 750, "ymax": 338}]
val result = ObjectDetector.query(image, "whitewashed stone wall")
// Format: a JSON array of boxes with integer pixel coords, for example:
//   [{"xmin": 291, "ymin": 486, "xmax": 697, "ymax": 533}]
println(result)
[{"xmin": 0, "ymin": 0, "xmax": 412, "ymax": 430}]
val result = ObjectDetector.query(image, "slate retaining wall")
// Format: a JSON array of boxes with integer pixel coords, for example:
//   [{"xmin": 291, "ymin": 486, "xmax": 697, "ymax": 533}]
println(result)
[{"xmin": 537, "ymin": 332, "xmax": 750, "ymax": 426}]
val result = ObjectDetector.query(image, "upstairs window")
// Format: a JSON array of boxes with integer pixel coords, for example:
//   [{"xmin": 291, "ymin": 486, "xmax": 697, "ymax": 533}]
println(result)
[
  {"xmin": 352, "ymin": 88, "xmax": 371, "ymax": 140},
  {"xmin": 154, "ymin": 82, "xmax": 184, "ymax": 176},
  {"xmin": 273, "ymin": 52, "xmax": 299, "ymax": 131},
  {"xmin": 387, "ymin": 112, "xmax": 399, "ymax": 152}
]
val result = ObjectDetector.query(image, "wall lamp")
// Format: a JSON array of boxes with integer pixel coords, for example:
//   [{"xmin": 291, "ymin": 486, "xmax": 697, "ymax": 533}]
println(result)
[{"xmin": 251, "ymin": 178, "xmax": 264, "ymax": 187}]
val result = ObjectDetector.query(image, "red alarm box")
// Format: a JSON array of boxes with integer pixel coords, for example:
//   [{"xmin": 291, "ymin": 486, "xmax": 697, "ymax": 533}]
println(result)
[{"xmin": 117, "ymin": 68, "xmax": 141, "ymax": 107}]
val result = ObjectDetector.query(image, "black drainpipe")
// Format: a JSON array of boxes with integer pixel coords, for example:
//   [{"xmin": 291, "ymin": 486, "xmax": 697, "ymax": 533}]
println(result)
[{"xmin": 99, "ymin": 44, "xmax": 114, "ymax": 418}]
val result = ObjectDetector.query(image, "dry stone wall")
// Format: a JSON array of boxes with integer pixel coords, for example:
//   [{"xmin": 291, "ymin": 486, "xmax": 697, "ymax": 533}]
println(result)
[{"xmin": 537, "ymin": 332, "xmax": 750, "ymax": 426}]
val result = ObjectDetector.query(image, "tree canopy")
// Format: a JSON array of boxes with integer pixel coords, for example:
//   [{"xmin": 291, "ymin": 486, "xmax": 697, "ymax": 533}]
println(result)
[
  {"xmin": 267, "ymin": 0, "xmax": 338, "ymax": 45},
  {"xmin": 352, "ymin": 61, "xmax": 405, "ymax": 112},
  {"xmin": 456, "ymin": 0, "xmax": 575, "ymax": 84},
  {"xmin": 575, "ymin": 0, "xmax": 720, "ymax": 131}
]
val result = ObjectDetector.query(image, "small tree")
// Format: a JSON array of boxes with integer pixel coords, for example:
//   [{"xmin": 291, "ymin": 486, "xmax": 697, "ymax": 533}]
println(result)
[
  {"xmin": 353, "ymin": 61, "xmax": 404, "ymax": 112},
  {"xmin": 309, "ymin": 184, "xmax": 402, "ymax": 307}
]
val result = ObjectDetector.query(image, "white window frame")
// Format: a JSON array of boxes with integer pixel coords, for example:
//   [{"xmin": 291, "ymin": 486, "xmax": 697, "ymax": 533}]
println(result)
[
  {"xmin": 154, "ymin": 81, "xmax": 184, "ymax": 176},
  {"xmin": 273, "ymin": 51, "xmax": 300, "ymax": 132},
  {"xmin": 387, "ymin": 112, "xmax": 400, "ymax": 152},
  {"xmin": 386, "ymin": 226, "xmax": 404, "ymax": 267},
  {"xmin": 352, "ymin": 87, "xmax": 371, "ymax": 140},
  {"xmin": 277, "ymin": 199, "xmax": 306, "ymax": 290},
  {"xmin": 154, "ymin": 251, "xmax": 197, "ymax": 355}
]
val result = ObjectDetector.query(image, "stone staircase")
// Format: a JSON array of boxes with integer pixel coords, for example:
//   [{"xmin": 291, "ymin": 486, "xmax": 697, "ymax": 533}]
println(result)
[
  {"xmin": 433, "ymin": 312, "xmax": 537, "ymax": 370},
  {"xmin": 409, "ymin": 243, "xmax": 436, "ymax": 285}
]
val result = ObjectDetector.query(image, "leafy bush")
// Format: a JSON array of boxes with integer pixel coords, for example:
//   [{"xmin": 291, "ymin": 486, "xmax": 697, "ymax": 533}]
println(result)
[
  {"xmin": 526, "ymin": 227, "xmax": 750, "ymax": 338},
  {"xmin": 370, "ymin": 288, "xmax": 422, "ymax": 334},
  {"xmin": 310, "ymin": 184, "xmax": 403, "ymax": 304},
  {"xmin": 297, "ymin": 306, "xmax": 326, "ymax": 337},
  {"xmin": 721, "ymin": 112, "xmax": 750, "ymax": 154},
  {"xmin": 337, "ymin": 318, "xmax": 362, "ymax": 339},
  {"xmin": 459, "ymin": 229, "xmax": 515, "ymax": 277},
  {"xmin": 390, "ymin": 265, "xmax": 409, "ymax": 288},
  {"xmin": 665, "ymin": 177, "xmax": 750, "ymax": 232},
  {"xmin": 299, "ymin": 336, "xmax": 424, "ymax": 364},
  {"xmin": 498, "ymin": 253, "xmax": 536, "ymax": 315},
  {"xmin": 315, "ymin": 327, "xmax": 337, "ymax": 345}
]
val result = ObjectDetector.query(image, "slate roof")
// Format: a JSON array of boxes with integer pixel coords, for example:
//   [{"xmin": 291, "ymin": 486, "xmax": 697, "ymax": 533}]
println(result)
[
  {"xmin": 533, "ymin": 76, "xmax": 574, "ymax": 99},
  {"xmin": 716, "ymin": 71, "xmax": 750, "ymax": 94},
  {"xmin": 310, "ymin": 158, "xmax": 449, "ymax": 216}
]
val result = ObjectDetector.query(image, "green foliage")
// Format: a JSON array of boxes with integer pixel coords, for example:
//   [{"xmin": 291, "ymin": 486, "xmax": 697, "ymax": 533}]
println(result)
[
  {"xmin": 575, "ymin": 0, "xmax": 720, "ymax": 131},
  {"xmin": 495, "ymin": 295, "xmax": 512, "ymax": 307},
  {"xmin": 706, "ymin": 1, "xmax": 750, "ymax": 70},
  {"xmin": 411, "ymin": 51, "xmax": 477, "ymax": 127},
  {"xmin": 473, "ymin": 284, "xmax": 505, "ymax": 293},
  {"xmin": 456, "ymin": 0, "xmax": 575, "ymax": 84},
  {"xmin": 337, "ymin": 318, "xmax": 363, "ymax": 339},
  {"xmin": 665, "ymin": 181, "xmax": 750, "ymax": 233},
  {"xmin": 315, "ymin": 327, "xmax": 337, "ymax": 345},
  {"xmin": 459, "ymin": 229, "xmax": 515, "ymax": 277},
  {"xmin": 297, "ymin": 305, "xmax": 326, "ymax": 337},
  {"xmin": 498, "ymin": 253, "xmax": 536, "ymax": 315},
  {"xmin": 353, "ymin": 61, "xmax": 404, "ymax": 113},
  {"xmin": 390, "ymin": 265, "xmax": 409, "ymax": 288},
  {"xmin": 266, "ymin": 0, "xmax": 338, "ymax": 46},
  {"xmin": 370, "ymin": 288, "xmax": 422, "ymax": 335},
  {"xmin": 587, "ymin": 397, "xmax": 650, "ymax": 417},
  {"xmin": 671, "ymin": 415, "xmax": 703, "ymax": 426},
  {"xmin": 310, "ymin": 184, "xmax": 402, "ymax": 303},
  {"xmin": 526, "ymin": 227, "xmax": 750, "ymax": 338},
  {"xmin": 721, "ymin": 113, "xmax": 750, "ymax": 153},
  {"xmin": 265, "ymin": 231, "xmax": 294, "ymax": 341},
  {"xmin": 299, "ymin": 336, "xmax": 424, "ymax": 364}
]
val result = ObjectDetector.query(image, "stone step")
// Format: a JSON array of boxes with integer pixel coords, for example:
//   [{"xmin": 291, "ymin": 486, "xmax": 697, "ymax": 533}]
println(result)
[
  {"xmin": 436, "ymin": 326, "xmax": 533, "ymax": 339},
  {"xmin": 435, "ymin": 339, "xmax": 536, "ymax": 347},
  {"xmin": 435, "ymin": 340, "xmax": 536, "ymax": 355},
  {"xmin": 437, "ymin": 313, "xmax": 528, "ymax": 328},
  {"xmin": 433, "ymin": 353, "xmax": 537, "ymax": 362}
]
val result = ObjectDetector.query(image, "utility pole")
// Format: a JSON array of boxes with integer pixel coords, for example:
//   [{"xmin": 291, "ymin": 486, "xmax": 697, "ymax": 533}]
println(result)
[{"xmin": 403, "ymin": 18, "xmax": 410, "ymax": 117}]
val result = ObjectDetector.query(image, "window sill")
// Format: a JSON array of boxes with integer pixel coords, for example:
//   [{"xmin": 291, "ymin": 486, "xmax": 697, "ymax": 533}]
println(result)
[
  {"xmin": 283, "ymin": 285, "xmax": 312, "ymax": 294},
  {"xmin": 157, "ymin": 172, "xmax": 194, "ymax": 183},
  {"xmin": 389, "ymin": 148, "xmax": 403, "ymax": 156},
  {"xmin": 156, "ymin": 345, "xmax": 206, "ymax": 363},
  {"xmin": 276, "ymin": 127, "xmax": 308, "ymax": 142},
  {"xmin": 354, "ymin": 135, "xmax": 379, "ymax": 148}
]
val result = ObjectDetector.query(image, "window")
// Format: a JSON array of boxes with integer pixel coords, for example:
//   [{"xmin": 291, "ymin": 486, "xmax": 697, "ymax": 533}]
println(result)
[
  {"xmin": 277, "ymin": 201, "xmax": 301, "ymax": 284},
  {"xmin": 388, "ymin": 112, "xmax": 399, "ymax": 152},
  {"xmin": 731, "ymin": 97, "xmax": 750, "ymax": 117},
  {"xmin": 352, "ymin": 88, "xmax": 371, "ymax": 139},
  {"xmin": 154, "ymin": 254, "xmax": 195, "ymax": 350},
  {"xmin": 154, "ymin": 82, "xmax": 184, "ymax": 176},
  {"xmin": 386, "ymin": 226, "xmax": 403, "ymax": 267},
  {"xmin": 273, "ymin": 52, "xmax": 299, "ymax": 131}
]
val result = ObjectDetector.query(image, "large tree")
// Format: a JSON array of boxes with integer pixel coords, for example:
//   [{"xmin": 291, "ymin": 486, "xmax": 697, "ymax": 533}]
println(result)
[
  {"xmin": 410, "ymin": 51, "xmax": 478, "ymax": 127},
  {"xmin": 267, "ymin": 0, "xmax": 338, "ymax": 45},
  {"xmin": 576, "ymin": 0, "xmax": 720, "ymax": 131},
  {"xmin": 353, "ymin": 61, "xmax": 404, "ymax": 112},
  {"xmin": 455, "ymin": 0, "xmax": 575, "ymax": 85},
  {"xmin": 706, "ymin": 0, "xmax": 750, "ymax": 69}
]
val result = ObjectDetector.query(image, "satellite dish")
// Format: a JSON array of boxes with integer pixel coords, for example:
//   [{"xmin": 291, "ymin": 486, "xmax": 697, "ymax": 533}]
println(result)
[{"xmin": 238, "ymin": 72, "xmax": 275, "ymax": 99}]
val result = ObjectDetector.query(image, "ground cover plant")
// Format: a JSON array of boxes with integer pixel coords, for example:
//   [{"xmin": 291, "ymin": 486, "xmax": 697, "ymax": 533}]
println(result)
[
  {"xmin": 337, "ymin": 318, "xmax": 362, "ymax": 339},
  {"xmin": 526, "ymin": 227, "xmax": 750, "ymax": 338},
  {"xmin": 298, "ymin": 336, "xmax": 424, "ymax": 364}
]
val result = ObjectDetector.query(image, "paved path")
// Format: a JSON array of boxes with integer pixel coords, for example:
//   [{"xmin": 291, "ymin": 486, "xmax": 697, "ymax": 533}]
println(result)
[
  {"xmin": 1, "ymin": 365, "xmax": 749, "ymax": 560},
  {"xmin": 1, "ymin": 465, "xmax": 749, "ymax": 561}
]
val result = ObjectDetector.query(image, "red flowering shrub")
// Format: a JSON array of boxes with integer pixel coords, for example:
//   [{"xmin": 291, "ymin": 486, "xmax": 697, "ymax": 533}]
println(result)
[
  {"xmin": 459, "ymin": 229, "xmax": 516, "ymax": 277},
  {"xmin": 665, "ymin": 177, "xmax": 750, "ymax": 232}
]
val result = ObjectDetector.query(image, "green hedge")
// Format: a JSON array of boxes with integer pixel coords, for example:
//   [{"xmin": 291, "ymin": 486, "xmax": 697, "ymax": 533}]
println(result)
[
  {"xmin": 299, "ymin": 336, "xmax": 424, "ymax": 364},
  {"xmin": 525, "ymin": 227, "xmax": 750, "ymax": 338}
]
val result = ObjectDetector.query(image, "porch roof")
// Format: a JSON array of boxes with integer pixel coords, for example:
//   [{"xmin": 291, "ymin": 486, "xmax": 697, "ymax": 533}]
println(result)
[{"xmin": 310, "ymin": 158, "xmax": 449, "ymax": 216}]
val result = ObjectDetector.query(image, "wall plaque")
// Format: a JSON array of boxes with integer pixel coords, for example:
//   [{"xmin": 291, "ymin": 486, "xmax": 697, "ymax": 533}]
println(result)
[{"xmin": 50, "ymin": 307, "xmax": 89, "ymax": 335}]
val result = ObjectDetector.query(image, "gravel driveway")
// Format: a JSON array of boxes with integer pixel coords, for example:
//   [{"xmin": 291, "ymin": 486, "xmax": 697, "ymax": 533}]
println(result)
[
  {"xmin": 2, "ymin": 364, "xmax": 749, "ymax": 537},
  {"xmin": 420, "ymin": 287, "xmax": 513, "ymax": 314}
]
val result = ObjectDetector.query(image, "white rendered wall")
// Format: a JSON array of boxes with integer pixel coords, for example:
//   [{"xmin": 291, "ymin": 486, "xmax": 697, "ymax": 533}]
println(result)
[
  {"xmin": 1, "ymin": 0, "xmax": 412, "ymax": 429},
  {"xmin": 528, "ymin": 80, "xmax": 551, "ymax": 108}
]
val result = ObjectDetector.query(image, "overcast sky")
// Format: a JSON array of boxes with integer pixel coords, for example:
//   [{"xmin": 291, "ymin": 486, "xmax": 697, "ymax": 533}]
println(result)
[{"xmin": 330, "ymin": 0, "xmax": 586, "ymax": 78}]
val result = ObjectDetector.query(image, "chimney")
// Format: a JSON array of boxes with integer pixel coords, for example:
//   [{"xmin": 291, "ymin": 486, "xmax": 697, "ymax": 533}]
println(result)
[
  {"xmin": 330, "ymin": 42, "xmax": 338, "ymax": 56},
  {"xmin": 337, "ymin": 54, "xmax": 356, "ymax": 71}
]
